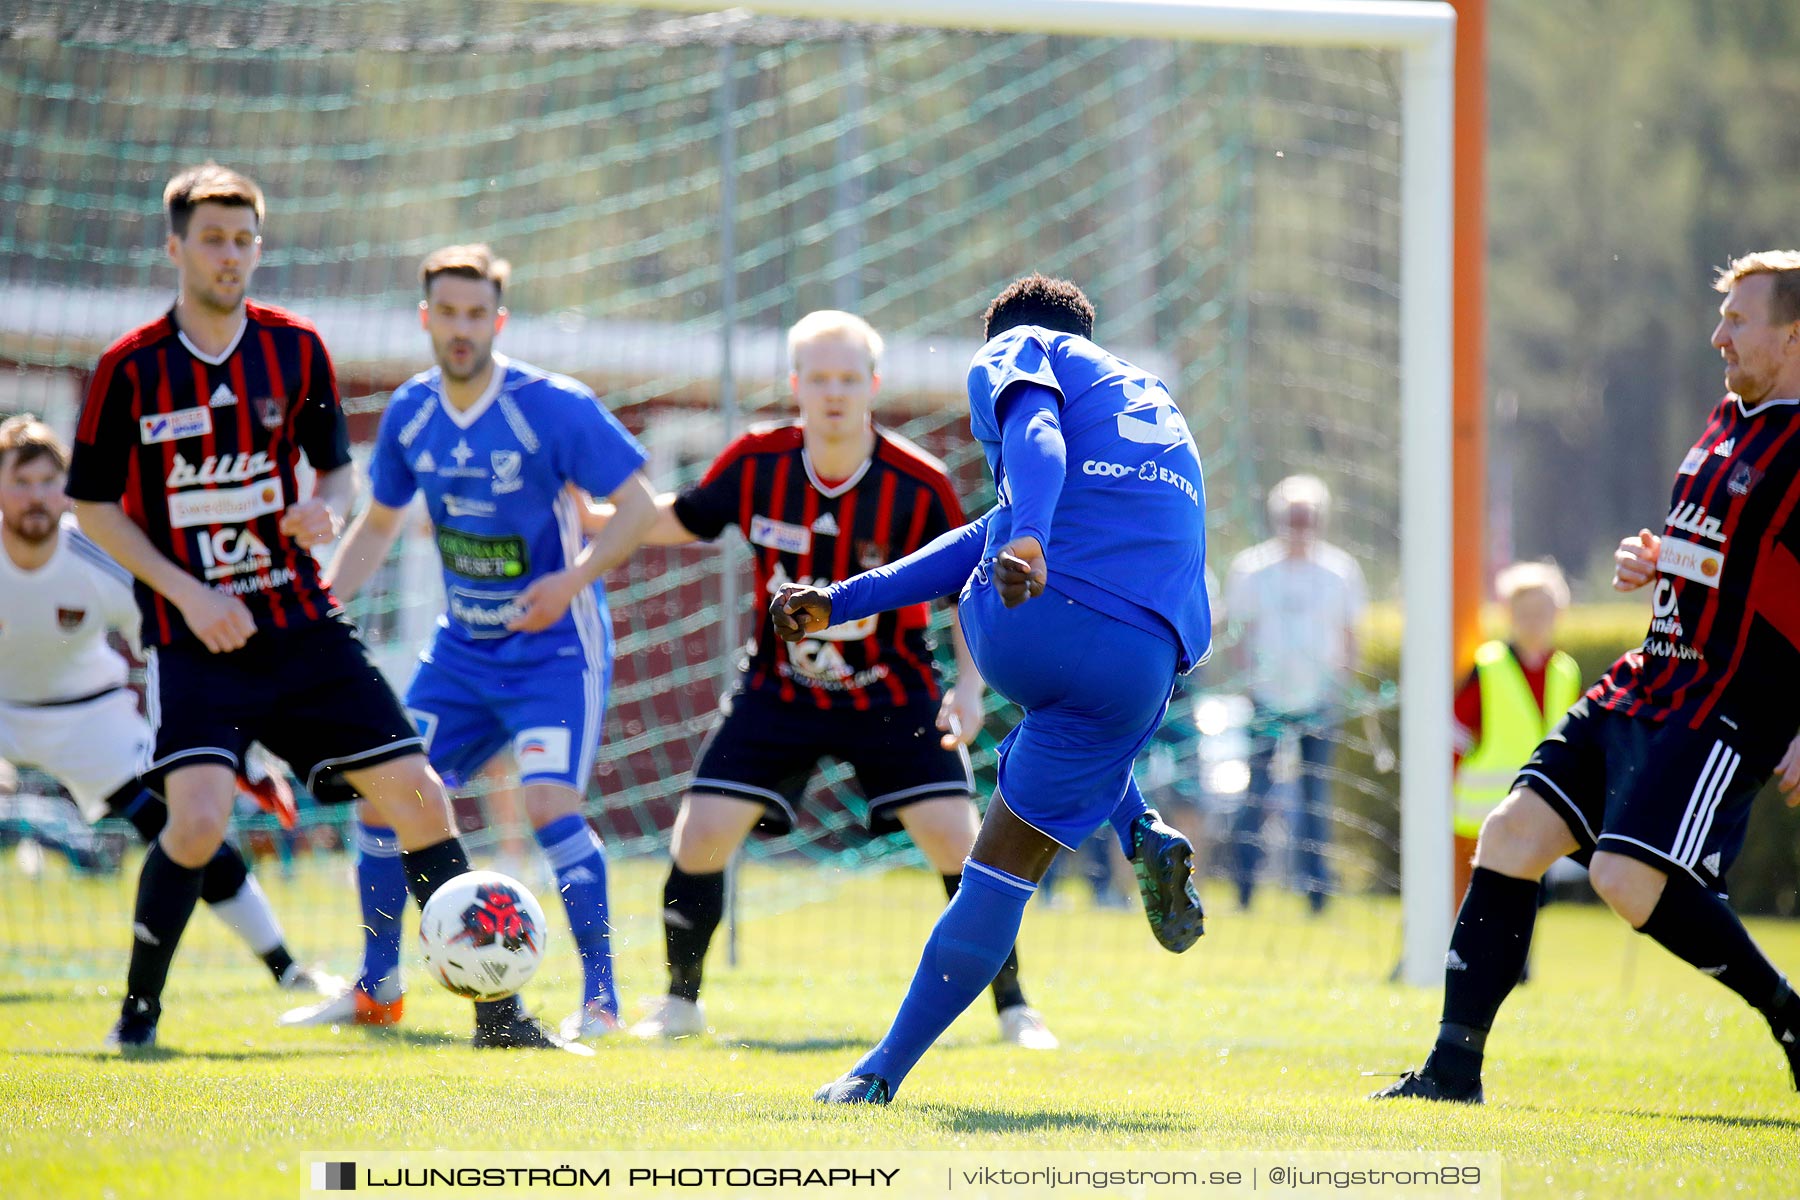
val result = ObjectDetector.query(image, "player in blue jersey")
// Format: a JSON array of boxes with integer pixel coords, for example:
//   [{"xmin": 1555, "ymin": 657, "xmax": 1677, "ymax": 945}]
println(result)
[
  {"xmin": 285, "ymin": 245, "xmax": 657, "ymax": 1040},
  {"xmin": 775, "ymin": 275, "xmax": 1211, "ymax": 1104}
]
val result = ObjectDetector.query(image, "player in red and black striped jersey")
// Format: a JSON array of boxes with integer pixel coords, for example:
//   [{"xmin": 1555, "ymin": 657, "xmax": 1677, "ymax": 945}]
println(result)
[
  {"xmin": 585, "ymin": 311, "xmax": 1055, "ymax": 1048},
  {"xmin": 1377, "ymin": 252, "xmax": 1800, "ymax": 1106},
  {"xmin": 65, "ymin": 163, "xmax": 580, "ymax": 1055}
]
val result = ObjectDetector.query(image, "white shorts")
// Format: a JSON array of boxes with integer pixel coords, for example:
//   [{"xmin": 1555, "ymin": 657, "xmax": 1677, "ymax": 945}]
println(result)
[{"xmin": 0, "ymin": 689, "xmax": 151, "ymax": 821}]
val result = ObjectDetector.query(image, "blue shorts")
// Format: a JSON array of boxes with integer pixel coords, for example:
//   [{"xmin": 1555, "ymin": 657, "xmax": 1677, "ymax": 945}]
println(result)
[
  {"xmin": 405, "ymin": 640, "xmax": 612, "ymax": 792},
  {"xmin": 959, "ymin": 575, "xmax": 1177, "ymax": 849}
]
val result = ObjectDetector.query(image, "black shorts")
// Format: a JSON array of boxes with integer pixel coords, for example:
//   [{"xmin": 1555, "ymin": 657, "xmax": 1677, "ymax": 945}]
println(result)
[
  {"xmin": 1516, "ymin": 696, "xmax": 1772, "ymax": 892},
  {"xmin": 144, "ymin": 618, "xmax": 424, "ymax": 799},
  {"xmin": 690, "ymin": 689, "xmax": 974, "ymax": 836}
]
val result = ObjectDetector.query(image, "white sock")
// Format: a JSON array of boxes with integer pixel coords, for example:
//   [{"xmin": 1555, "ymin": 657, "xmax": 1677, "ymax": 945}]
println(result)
[{"xmin": 209, "ymin": 875, "xmax": 286, "ymax": 956}]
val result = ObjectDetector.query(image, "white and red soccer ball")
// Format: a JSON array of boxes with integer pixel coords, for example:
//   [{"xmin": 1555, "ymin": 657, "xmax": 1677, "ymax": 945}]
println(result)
[{"xmin": 418, "ymin": 870, "xmax": 547, "ymax": 1002}]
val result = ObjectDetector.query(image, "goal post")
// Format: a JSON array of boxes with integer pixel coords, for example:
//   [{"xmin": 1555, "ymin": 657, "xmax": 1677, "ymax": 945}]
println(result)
[
  {"xmin": 620, "ymin": 0, "xmax": 1459, "ymax": 983},
  {"xmin": 0, "ymin": 0, "xmax": 1457, "ymax": 989}
]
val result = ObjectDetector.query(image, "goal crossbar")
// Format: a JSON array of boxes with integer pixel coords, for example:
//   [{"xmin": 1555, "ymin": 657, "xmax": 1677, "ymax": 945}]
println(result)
[{"xmin": 615, "ymin": 0, "xmax": 1459, "ymax": 987}]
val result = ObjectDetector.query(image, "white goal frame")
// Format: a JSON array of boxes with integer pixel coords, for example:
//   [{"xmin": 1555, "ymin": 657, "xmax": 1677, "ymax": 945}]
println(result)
[{"xmin": 628, "ymin": 0, "xmax": 1459, "ymax": 986}]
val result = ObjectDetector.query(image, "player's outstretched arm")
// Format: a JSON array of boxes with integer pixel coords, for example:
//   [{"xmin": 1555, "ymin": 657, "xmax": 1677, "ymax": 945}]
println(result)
[
  {"xmin": 827, "ymin": 510, "xmax": 996, "ymax": 627},
  {"xmin": 508, "ymin": 469, "xmax": 657, "ymax": 633},
  {"xmin": 323, "ymin": 497, "xmax": 407, "ymax": 603},
  {"xmin": 73, "ymin": 500, "xmax": 254, "ymax": 654},
  {"xmin": 579, "ymin": 489, "xmax": 699, "ymax": 546}
]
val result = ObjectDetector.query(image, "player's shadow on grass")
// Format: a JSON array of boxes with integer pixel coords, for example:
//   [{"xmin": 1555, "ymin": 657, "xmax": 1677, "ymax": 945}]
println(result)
[
  {"xmin": 729, "ymin": 1036, "xmax": 870, "ymax": 1054},
  {"xmin": 929, "ymin": 1107, "xmax": 1197, "ymax": 1135},
  {"xmin": 360, "ymin": 1026, "xmax": 464, "ymax": 1048},
  {"xmin": 1659, "ymin": 1111, "xmax": 1800, "ymax": 1133}
]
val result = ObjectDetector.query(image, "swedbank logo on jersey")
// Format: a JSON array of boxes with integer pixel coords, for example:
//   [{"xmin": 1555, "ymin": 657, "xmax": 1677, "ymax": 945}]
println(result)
[{"xmin": 437, "ymin": 529, "xmax": 529, "ymax": 579}]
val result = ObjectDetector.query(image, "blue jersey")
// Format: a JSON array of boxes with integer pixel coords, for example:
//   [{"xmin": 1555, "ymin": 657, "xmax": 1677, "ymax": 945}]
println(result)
[
  {"xmin": 966, "ymin": 326, "xmax": 1210, "ymax": 672},
  {"xmin": 368, "ymin": 353, "xmax": 649, "ymax": 667}
]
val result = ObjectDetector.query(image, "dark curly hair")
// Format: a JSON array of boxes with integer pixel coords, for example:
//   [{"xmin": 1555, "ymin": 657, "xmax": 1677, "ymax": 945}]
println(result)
[{"xmin": 982, "ymin": 274, "xmax": 1096, "ymax": 340}]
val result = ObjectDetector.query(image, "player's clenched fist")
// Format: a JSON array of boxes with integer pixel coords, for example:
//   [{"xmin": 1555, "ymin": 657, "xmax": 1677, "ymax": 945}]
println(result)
[
  {"xmin": 1612, "ymin": 528, "xmax": 1661, "ymax": 592},
  {"xmin": 176, "ymin": 583, "xmax": 256, "ymax": 654},
  {"xmin": 994, "ymin": 535, "xmax": 1047, "ymax": 608},
  {"xmin": 279, "ymin": 499, "xmax": 342, "ymax": 548},
  {"xmin": 772, "ymin": 583, "xmax": 832, "ymax": 641}
]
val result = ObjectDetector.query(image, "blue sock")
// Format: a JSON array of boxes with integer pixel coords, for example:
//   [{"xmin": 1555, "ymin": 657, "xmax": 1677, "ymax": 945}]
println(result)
[
  {"xmin": 852, "ymin": 860, "xmax": 1035, "ymax": 1096},
  {"xmin": 536, "ymin": 813, "xmax": 617, "ymax": 1015},
  {"xmin": 355, "ymin": 821, "xmax": 407, "ymax": 995},
  {"xmin": 1107, "ymin": 776, "xmax": 1152, "ymax": 857}
]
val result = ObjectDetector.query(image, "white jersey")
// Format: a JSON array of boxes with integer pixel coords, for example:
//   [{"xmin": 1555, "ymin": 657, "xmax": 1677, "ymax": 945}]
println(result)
[
  {"xmin": 0, "ymin": 514, "xmax": 141, "ymax": 704},
  {"xmin": 1224, "ymin": 538, "xmax": 1367, "ymax": 714}
]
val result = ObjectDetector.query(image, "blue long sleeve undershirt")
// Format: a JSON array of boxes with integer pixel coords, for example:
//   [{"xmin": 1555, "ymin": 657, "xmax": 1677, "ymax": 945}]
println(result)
[
  {"xmin": 996, "ymin": 382, "xmax": 1065, "ymax": 549},
  {"xmin": 819, "ymin": 383, "xmax": 1068, "ymax": 626},
  {"xmin": 825, "ymin": 510, "xmax": 995, "ymax": 626}
]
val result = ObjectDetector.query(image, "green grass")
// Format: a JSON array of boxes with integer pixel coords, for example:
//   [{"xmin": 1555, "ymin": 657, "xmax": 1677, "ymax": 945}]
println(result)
[{"xmin": 2, "ymin": 855, "xmax": 1797, "ymax": 1198}]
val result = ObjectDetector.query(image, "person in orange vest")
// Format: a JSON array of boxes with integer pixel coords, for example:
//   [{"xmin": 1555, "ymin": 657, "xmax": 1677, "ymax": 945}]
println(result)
[{"xmin": 1451, "ymin": 562, "xmax": 1581, "ymax": 908}]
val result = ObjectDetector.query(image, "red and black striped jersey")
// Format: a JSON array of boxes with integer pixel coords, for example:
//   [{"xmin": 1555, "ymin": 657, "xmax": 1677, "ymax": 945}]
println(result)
[
  {"xmin": 672, "ymin": 421, "xmax": 968, "ymax": 711},
  {"xmin": 1591, "ymin": 394, "xmax": 1800, "ymax": 749},
  {"xmin": 66, "ymin": 301, "xmax": 353, "ymax": 648}
]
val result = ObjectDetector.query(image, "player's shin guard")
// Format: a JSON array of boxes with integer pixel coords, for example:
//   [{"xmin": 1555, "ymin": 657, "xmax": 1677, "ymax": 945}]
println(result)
[
  {"xmin": 204, "ymin": 853, "xmax": 292, "ymax": 977},
  {"xmin": 401, "ymin": 835, "xmax": 521, "ymax": 1026},
  {"xmin": 852, "ymin": 860, "xmax": 1036, "ymax": 1096},
  {"xmin": 941, "ymin": 873, "xmax": 1026, "ymax": 1012},
  {"xmin": 356, "ymin": 821, "xmax": 407, "ymax": 994},
  {"xmin": 124, "ymin": 840, "xmax": 206, "ymax": 1012},
  {"xmin": 1637, "ymin": 872, "xmax": 1788, "ymax": 1022},
  {"xmin": 535, "ymin": 814, "xmax": 617, "ymax": 1016},
  {"xmin": 662, "ymin": 865, "xmax": 725, "ymax": 1002},
  {"xmin": 1425, "ymin": 866, "xmax": 1540, "ymax": 1088}
]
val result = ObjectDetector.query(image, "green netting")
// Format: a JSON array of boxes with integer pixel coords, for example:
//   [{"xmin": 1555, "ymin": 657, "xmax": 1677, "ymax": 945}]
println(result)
[{"xmin": 0, "ymin": 2, "xmax": 1406, "ymax": 981}]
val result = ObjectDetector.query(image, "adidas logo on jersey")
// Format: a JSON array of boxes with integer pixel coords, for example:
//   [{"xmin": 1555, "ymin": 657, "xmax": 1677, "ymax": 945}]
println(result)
[
  {"xmin": 208, "ymin": 383, "xmax": 238, "ymax": 408},
  {"xmin": 811, "ymin": 512, "xmax": 840, "ymax": 536},
  {"xmin": 1444, "ymin": 950, "xmax": 1468, "ymax": 972},
  {"xmin": 1703, "ymin": 851, "xmax": 1722, "ymax": 875},
  {"xmin": 415, "ymin": 450, "xmax": 437, "ymax": 474},
  {"xmin": 1714, "ymin": 437, "xmax": 1736, "ymax": 457},
  {"xmin": 132, "ymin": 922, "xmax": 162, "ymax": 947}
]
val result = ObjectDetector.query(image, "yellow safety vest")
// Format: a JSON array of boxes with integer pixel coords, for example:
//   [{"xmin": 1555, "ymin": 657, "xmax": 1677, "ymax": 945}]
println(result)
[{"xmin": 1453, "ymin": 640, "xmax": 1583, "ymax": 838}]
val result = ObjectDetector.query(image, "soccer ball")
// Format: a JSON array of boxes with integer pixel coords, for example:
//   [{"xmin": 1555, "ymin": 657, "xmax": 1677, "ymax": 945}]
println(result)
[{"xmin": 417, "ymin": 870, "xmax": 547, "ymax": 1002}]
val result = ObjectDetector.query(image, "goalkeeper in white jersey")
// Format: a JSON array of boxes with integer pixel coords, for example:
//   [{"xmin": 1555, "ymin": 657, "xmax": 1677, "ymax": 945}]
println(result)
[{"xmin": 0, "ymin": 415, "xmax": 335, "ymax": 996}]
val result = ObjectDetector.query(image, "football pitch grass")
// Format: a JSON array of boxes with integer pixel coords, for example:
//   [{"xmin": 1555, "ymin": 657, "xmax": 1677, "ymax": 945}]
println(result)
[{"xmin": 2, "ymin": 855, "xmax": 1797, "ymax": 1199}]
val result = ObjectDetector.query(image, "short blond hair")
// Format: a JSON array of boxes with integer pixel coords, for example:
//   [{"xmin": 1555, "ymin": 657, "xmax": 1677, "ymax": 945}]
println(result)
[
  {"xmin": 1714, "ymin": 250, "xmax": 1800, "ymax": 325},
  {"xmin": 1495, "ymin": 560, "xmax": 1569, "ymax": 609},
  {"xmin": 421, "ymin": 243, "xmax": 512, "ymax": 302},
  {"xmin": 787, "ymin": 310, "xmax": 883, "ymax": 374},
  {"xmin": 1267, "ymin": 474, "xmax": 1330, "ymax": 524}
]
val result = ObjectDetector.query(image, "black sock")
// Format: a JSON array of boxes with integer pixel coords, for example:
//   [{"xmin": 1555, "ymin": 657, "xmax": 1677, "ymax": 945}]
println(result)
[
  {"xmin": 399, "ymin": 837, "xmax": 515, "ymax": 1027},
  {"xmin": 1424, "ymin": 866, "xmax": 1541, "ymax": 1086},
  {"xmin": 1637, "ymin": 872, "xmax": 1787, "ymax": 1019},
  {"xmin": 943, "ymin": 873, "xmax": 1026, "ymax": 1011},
  {"xmin": 124, "ymin": 840, "xmax": 206, "ymax": 1014},
  {"xmin": 663, "ymin": 865, "xmax": 725, "ymax": 1003},
  {"xmin": 198, "ymin": 841, "xmax": 249, "ymax": 904},
  {"xmin": 399, "ymin": 836, "xmax": 470, "ymax": 908},
  {"xmin": 262, "ymin": 946, "xmax": 296, "ymax": 981}
]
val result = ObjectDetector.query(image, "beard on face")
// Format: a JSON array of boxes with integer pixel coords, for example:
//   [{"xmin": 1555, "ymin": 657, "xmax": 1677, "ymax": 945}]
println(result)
[
  {"xmin": 3, "ymin": 505, "xmax": 57, "ymax": 545},
  {"xmin": 437, "ymin": 338, "xmax": 491, "ymax": 383}
]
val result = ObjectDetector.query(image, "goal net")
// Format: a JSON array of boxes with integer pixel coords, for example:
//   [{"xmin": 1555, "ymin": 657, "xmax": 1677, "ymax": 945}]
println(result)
[{"xmin": 0, "ymin": 1, "xmax": 1445, "ymax": 1000}]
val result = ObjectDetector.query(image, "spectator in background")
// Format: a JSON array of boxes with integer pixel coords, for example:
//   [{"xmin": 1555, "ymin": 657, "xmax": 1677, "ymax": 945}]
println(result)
[
  {"xmin": 1224, "ymin": 475, "xmax": 1368, "ymax": 914},
  {"xmin": 1451, "ymin": 562, "xmax": 1581, "ymax": 908}
]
